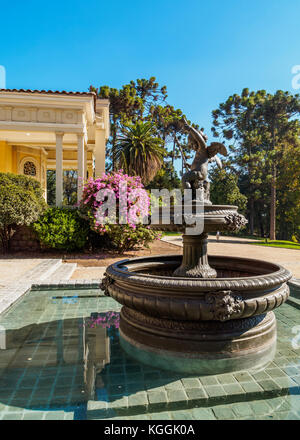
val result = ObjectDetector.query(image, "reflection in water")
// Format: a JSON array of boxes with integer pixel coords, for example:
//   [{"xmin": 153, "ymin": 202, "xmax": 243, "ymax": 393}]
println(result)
[{"xmin": 0, "ymin": 312, "xmax": 118, "ymax": 408}]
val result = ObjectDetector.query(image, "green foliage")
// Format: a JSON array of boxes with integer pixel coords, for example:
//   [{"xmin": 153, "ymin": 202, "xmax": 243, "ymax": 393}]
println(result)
[
  {"xmin": 90, "ymin": 77, "xmax": 193, "ymax": 187},
  {"xmin": 99, "ymin": 223, "xmax": 160, "ymax": 254},
  {"xmin": 63, "ymin": 170, "xmax": 78, "ymax": 206},
  {"xmin": 212, "ymin": 88, "xmax": 300, "ymax": 239},
  {"xmin": 253, "ymin": 240, "xmax": 300, "ymax": 250},
  {"xmin": 146, "ymin": 166, "xmax": 181, "ymax": 191},
  {"xmin": 115, "ymin": 121, "xmax": 166, "ymax": 183},
  {"xmin": 47, "ymin": 170, "xmax": 78, "ymax": 206},
  {"xmin": 276, "ymin": 140, "xmax": 300, "ymax": 240},
  {"xmin": 209, "ymin": 168, "xmax": 247, "ymax": 213},
  {"xmin": 0, "ymin": 172, "xmax": 46, "ymax": 252},
  {"xmin": 33, "ymin": 208, "xmax": 89, "ymax": 251},
  {"xmin": 47, "ymin": 170, "xmax": 56, "ymax": 206}
]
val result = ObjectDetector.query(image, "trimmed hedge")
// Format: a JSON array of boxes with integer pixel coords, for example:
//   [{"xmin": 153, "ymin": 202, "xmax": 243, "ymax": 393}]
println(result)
[
  {"xmin": 0, "ymin": 172, "xmax": 46, "ymax": 252},
  {"xmin": 33, "ymin": 208, "xmax": 89, "ymax": 251}
]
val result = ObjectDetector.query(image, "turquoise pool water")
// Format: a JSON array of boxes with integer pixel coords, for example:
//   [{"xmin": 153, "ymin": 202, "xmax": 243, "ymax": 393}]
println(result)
[{"xmin": 0, "ymin": 287, "xmax": 299, "ymax": 420}]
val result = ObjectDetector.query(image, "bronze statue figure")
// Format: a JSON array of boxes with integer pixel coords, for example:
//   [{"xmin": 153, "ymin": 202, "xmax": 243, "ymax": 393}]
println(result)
[{"xmin": 181, "ymin": 117, "xmax": 228, "ymax": 204}]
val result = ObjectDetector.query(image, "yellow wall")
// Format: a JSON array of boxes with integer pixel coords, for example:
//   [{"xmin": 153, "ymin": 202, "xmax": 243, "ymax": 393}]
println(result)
[
  {"xmin": 0, "ymin": 143, "xmax": 47, "ymax": 197},
  {"xmin": 18, "ymin": 148, "xmax": 41, "ymax": 168},
  {"xmin": 0, "ymin": 141, "xmax": 14, "ymax": 173}
]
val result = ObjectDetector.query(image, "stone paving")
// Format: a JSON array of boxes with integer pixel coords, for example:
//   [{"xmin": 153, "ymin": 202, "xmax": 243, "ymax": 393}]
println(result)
[
  {"xmin": 0, "ymin": 259, "xmax": 41, "ymax": 288},
  {"xmin": 71, "ymin": 266, "xmax": 106, "ymax": 280},
  {"xmin": 0, "ymin": 259, "xmax": 80, "ymax": 315}
]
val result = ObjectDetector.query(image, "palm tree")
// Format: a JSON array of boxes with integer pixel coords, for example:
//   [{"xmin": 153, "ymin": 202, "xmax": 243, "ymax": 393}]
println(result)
[{"xmin": 115, "ymin": 121, "xmax": 166, "ymax": 183}]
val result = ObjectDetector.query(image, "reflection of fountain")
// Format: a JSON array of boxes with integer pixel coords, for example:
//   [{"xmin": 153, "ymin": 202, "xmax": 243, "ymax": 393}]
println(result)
[
  {"xmin": 101, "ymin": 119, "xmax": 292, "ymax": 375},
  {"xmin": 0, "ymin": 315, "xmax": 111, "ymax": 406}
]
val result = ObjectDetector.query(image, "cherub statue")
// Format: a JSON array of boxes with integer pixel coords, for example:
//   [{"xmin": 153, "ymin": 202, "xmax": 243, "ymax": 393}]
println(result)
[{"xmin": 180, "ymin": 117, "xmax": 228, "ymax": 204}]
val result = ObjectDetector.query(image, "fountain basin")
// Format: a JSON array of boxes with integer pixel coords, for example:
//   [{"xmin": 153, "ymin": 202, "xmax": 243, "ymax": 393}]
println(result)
[
  {"xmin": 151, "ymin": 204, "xmax": 247, "ymax": 233},
  {"xmin": 102, "ymin": 255, "xmax": 292, "ymax": 374}
]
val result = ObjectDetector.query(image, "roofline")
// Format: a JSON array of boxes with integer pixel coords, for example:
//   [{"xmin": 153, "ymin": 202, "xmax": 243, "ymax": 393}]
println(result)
[{"xmin": 0, "ymin": 88, "xmax": 100, "ymax": 111}]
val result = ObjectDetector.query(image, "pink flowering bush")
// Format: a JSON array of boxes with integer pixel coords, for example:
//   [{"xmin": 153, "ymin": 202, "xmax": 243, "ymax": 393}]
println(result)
[{"xmin": 78, "ymin": 170, "xmax": 160, "ymax": 253}]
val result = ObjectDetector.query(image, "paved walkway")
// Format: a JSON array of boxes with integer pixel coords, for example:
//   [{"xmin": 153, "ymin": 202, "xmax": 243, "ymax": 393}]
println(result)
[
  {"xmin": 71, "ymin": 266, "xmax": 107, "ymax": 280},
  {"xmin": 162, "ymin": 235, "xmax": 300, "ymax": 278},
  {"xmin": 0, "ymin": 259, "xmax": 41, "ymax": 288},
  {"xmin": 0, "ymin": 258, "xmax": 81, "ymax": 314}
]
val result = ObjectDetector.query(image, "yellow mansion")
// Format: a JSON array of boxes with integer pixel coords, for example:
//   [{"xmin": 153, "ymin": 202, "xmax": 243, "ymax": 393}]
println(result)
[{"xmin": 0, "ymin": 89, "xmax": 110, "ymax": 206}]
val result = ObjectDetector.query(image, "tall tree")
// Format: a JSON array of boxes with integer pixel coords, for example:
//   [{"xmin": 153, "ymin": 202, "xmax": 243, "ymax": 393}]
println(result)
[
  {"xmin": 255, "ymin": 91, "xmax": 300, "ymax": 239},
  {"xmin": 115, "ymin": 121, "xmax": 166, "ymax": 184},
  {"xmin": 209, "ymin": 167, "xmax": 248, "ymax": 213},
  {"xmin": 90, "ymin": 77, "xmax": 193, "ymax": 187},
  {"xmin": 212, "ymin": 88, "xmax": 300, "ymax": 239},
  {"xmin": 276, "ymin": 137, "xmax": 300, "ymax": 240},
  {"xmin": 212, "ymin": 89, "xmax": 265, "ymax": 234},
  {"xmin": 146, "ymin": 163, "xmax": 181, "ymax": 191},
  {"xmin": 92, "ymin": 84, "xmax": 141, "ymax": 170},
  {"xmin": 63, "ymin": 170, "xmax": 78, "ymax": 206}
]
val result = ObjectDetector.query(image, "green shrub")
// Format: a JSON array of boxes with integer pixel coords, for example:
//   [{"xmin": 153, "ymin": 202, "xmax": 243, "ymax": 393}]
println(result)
[
  {"xmin": 100, "ymin": 223, "xmax": 160, "ymax": 254},
  {"xmin": 0, "ymin": 172, "xmax": 46, "ymax": 252},
  {"xmin": 33, "ymin": 208, "xmax": 89, "ymax": 251}
]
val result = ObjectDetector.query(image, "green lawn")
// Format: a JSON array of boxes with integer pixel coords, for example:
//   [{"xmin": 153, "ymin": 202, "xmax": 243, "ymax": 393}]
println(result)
[{"xmin": 252, "ymin": 240, "xmax": 300, "ymax": 250}]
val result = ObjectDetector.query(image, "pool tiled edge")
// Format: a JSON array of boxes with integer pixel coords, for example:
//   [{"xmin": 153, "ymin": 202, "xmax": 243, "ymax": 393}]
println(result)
[{"xmin": 0, "ymin": 279, "xmax": 103, "ymax": 315}]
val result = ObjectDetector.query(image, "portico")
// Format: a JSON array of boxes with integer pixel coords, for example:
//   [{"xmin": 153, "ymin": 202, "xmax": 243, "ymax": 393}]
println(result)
[{"xmin": 0, "ymin": 89, "xmax": 110, "ymax": 206}]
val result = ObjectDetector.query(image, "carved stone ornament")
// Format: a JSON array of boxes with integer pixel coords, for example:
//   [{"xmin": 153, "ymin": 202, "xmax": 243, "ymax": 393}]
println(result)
[
  {"xmin": 224, "ymin": 213, "xmax": 248, "ymax": 231},
  {"xmin": 205, "ymin": 290, "xmax": 243, "ymax": 321},
  {"xmin": 100, "ymin": 273, "xmax": 114, "ymax": 297}
]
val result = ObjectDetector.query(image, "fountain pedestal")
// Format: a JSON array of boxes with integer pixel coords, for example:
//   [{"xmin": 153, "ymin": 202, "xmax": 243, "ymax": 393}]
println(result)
[{"xmin": 173, "ymin": 233, "xmax": 217, "ymax": 278}]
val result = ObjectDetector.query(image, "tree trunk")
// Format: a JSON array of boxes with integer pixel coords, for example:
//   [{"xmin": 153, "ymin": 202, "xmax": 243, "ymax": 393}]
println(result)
[
  {"xmin": 270, "ymin": 164, "xmax": 276, "ymax": 240},
  {"xmin": 249, "ymin": 197, "xmax": 254, "ymax": 235},
  {"xmin": 258, "ymin": 206, "xmax": 265, "ymax": 237},
  {"xmin": 1, "ymin": 225, "xmax": 12, "ymax": 253},
  {"xmin": 172, "ymin": 137, "xmax": 175, "ymax": 167}
]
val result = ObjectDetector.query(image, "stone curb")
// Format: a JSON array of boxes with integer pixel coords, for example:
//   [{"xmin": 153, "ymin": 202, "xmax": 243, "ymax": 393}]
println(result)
[
  {"xmin": 86, "ymin": 385, "xmax": 299, "ymax": 419},
  {"xmin": 288, "ymin": 279, "xmax": 300, "ymax": 299}
]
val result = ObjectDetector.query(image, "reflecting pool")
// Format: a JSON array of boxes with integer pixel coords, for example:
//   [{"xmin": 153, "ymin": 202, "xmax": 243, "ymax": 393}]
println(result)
[{"xmin": 0, "ymin": 288, "xmax": 299, "ymax": 420}]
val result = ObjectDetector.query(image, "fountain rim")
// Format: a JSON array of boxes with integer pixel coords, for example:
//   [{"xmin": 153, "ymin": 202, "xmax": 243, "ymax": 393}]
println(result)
[{"xmin": 105, "ymin": 254, "xmax": 292, "ymax": 291}]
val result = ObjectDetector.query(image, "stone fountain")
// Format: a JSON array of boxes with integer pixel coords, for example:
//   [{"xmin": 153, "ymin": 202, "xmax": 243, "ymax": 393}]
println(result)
[{"xmin": 101, "ymin": 118, "xmax": 292, "ymax": 375}]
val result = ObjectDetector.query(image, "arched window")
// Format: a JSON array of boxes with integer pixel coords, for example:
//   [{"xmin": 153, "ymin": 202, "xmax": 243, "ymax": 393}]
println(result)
[{"xmin": 23, "ymin": 161, "xmax": 37, "ymax": 177}]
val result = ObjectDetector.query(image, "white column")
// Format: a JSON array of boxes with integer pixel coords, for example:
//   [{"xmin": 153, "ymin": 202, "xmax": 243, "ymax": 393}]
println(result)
[
  {"xmin": 55, "ymin": 132, "xmax": 64, "ymax": 207},
  {"xmin": 94, "ymin": 128, "xmax": 106, "ymax": 178},
  {"xmin": 84, "ymin": 145, "xmax": 87, "ymax": 180},
  {"xmin": 77, "ymin": 133, "xmax": 85, "ymax": 202}
]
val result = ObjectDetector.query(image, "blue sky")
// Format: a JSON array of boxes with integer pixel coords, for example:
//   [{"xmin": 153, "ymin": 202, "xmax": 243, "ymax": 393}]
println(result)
[{"xmin": 1, "ymin": 0, "xmax": 300, "ymax": 139}]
